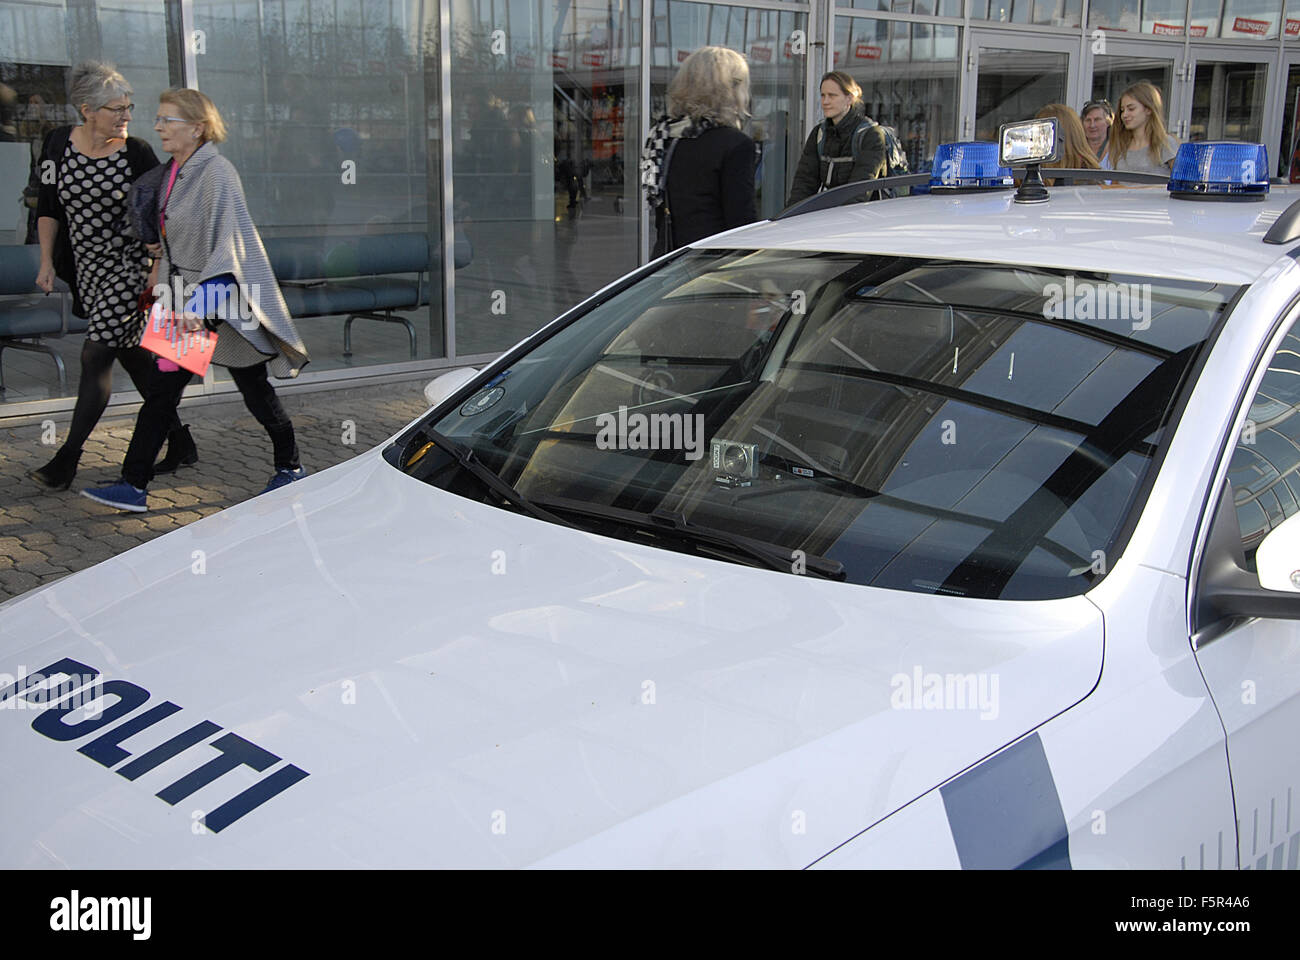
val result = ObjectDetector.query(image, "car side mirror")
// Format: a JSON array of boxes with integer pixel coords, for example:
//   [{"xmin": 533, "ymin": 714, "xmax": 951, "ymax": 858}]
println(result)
[
  {"xmin": 1195, "ymin": 479, "xmax": 1300, "ymax": 636},
  {"xmin": 423, "ymin": 367, "xmax": 479, "ymax": 408},
  {"xmin": 1256, "ymin": 511, "xmax": 1300, "ymax": 592}
]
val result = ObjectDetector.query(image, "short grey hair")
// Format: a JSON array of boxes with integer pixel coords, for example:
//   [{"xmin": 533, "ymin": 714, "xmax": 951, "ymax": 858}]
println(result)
[
  {"xmin": 67, "ymin": 61, "xmax": 132, "ymax": 118},
  {"xmin": 668, "ymin": 46, "xmax": 751, "ymax": 129}
]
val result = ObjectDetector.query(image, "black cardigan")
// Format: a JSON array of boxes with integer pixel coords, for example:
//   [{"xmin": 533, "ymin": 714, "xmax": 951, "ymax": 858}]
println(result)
[
  {"xmin": 654, "ymin": 125, "xmax": 758, "ymax": 257},
  {"xmin": 33, "ymin": 126, "xmax": 160, "ymax": 318}
]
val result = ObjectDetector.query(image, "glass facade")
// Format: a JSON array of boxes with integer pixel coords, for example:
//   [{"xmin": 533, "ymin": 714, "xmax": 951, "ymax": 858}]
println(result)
[{"xmin": 1, "ymin": 0, "xmax": 1298, "ymax": 418}]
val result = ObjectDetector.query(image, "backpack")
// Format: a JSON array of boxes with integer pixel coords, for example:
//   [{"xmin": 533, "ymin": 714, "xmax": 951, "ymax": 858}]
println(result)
[{"xmin": 816, "ymin": 117, "xmax": 910, "ymax": 199}]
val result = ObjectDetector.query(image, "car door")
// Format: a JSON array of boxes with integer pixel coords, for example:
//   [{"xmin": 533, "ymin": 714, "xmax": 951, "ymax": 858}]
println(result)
[{"xmin": 1192, "ymin": 309, "xmax": 1300, "ymax": 870}]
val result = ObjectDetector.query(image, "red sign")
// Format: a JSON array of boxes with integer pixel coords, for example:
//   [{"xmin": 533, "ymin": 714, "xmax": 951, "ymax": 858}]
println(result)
[
  {"xmin": 1288, "ymin": 18, "xmax": 1300, "ymax": 36},
  {"xmin": 749, "ymin": 44, "xmax": 772, "ymax": 63},
  {"xmin": 515, "ymin": 54, "xmax": 534, "ymax": 68},
  {"xmin": 1191, "ymin": 24, "xmax": 1207, "ymax": 36},
  {"xmin": 677, "ymin": 49, "xmax": 690, "ymax": 63},
  {"xmin": 1232, "ymin": 16, "xmax": 1269, "ymax": 35},
  {"xmin": 783, "ymin": 40, "xmax": 800, "ymax": 58},
  {"xmin": 833, "ymin": 50, "xmax": 841, "ymax": 65},
  {"xmin": 548, "ymin": 52, "xmax": 568, "ymax": 68},
  {"xmin": 582, "ymin": 51, "xmax": 605, "ymax": 67},
  {"xmin": 1151, "ymin": 22, "xmax": 1183, "ymax": 35},
  {"xmin": 855, "ymin": 43, "xmax": 882, "ymax": 60}
]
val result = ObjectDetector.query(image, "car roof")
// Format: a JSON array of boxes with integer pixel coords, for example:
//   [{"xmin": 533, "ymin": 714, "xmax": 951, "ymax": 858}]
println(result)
[{"xmin": 697, "ymin": 185, "xmax": 1300, "ymax": 287}]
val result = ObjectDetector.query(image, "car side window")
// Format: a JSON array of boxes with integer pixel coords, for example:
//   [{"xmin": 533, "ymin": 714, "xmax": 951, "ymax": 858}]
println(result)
[{"xmin": 1227, "ymin": 323, "xmax": 1300, "ymax": 572}]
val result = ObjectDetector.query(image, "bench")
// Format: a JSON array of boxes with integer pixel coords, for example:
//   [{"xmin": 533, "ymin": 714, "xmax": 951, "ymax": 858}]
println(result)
[
  {"xmin": 263, "ymin": 231, "xmax": 471, "ymax": 360},
  {"xmin": 0, "ymin": 229, "xmax": 471, "ymax": 393},
  {"xmin": 0, "ymin": 244, "xmax": 83, "ymax": 393}
]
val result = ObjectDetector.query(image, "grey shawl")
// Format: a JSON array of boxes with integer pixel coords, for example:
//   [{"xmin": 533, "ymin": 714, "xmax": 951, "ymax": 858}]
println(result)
[{"xmin": 159, "ymin": 142, "xmax": 309, "ymax": 377}]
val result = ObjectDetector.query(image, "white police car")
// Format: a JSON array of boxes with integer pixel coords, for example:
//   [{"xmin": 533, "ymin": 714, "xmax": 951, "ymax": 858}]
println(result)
[{"xmin": 3, "ymin": 125, "xmax": 1299, "ymax": 869}]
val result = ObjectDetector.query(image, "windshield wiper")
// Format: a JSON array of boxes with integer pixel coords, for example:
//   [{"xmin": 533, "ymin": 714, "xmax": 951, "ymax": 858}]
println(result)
[
  {"xmin": 419, "ymin": 428, "xmax": 576, "ymax": 529},
  {"xmin": 529, "ymin": 494, "xmax": 845, "ymax": 580}
]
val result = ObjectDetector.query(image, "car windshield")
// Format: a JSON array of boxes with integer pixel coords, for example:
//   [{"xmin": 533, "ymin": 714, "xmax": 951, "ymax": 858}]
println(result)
[{"xmin": 398, "ymin": 249, "xmax": 1238, "ymax": 600}]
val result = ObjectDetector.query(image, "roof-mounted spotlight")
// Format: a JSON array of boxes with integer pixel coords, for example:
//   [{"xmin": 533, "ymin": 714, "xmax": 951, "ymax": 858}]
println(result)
[{"xmin": 999, "ymin": 118, "xmax": 1059, "ymax": 205}]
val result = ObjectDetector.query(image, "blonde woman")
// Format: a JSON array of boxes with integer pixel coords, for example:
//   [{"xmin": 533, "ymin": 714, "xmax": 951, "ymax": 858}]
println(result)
[
  {"xmin": 1107, "ymin": 81, "xmax": 1179, "ymax": 175},
  {"xmin": 83, "ymin": 89, "xmax": 310, "ymax": 512},
  {"xmin": 786, "ymin": 70, "xmax": 888, "ymax": 207},
  {"xmin": 1035, "ymin": 104, "xmax": 1102, "ymax": 184},
  {"xmin": 640, "ymin": 46, "xmax": 757, "ymax": 256}
]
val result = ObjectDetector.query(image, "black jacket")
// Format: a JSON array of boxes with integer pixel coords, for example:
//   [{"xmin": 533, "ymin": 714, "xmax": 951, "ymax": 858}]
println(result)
[
  {"xmin": 33, "ymin": 126, "xmax": 160, "ymax": 317},
  {"xmin": 786, "ymin": 101, "xmax": 887, "ymax": 208},
  {"xmin": 653, "ymin": 124, "xmax": 757, "ymax": 257}
]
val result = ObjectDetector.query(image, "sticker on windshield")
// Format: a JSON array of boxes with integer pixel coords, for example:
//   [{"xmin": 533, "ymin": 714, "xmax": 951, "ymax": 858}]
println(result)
[{"xmin": 460, "ymin": 386, "xmax": 505, "ymax": 417}]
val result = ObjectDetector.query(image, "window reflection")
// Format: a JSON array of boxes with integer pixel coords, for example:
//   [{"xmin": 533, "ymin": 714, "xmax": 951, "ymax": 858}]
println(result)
[
  {"xmin": 452, "ymin": 0, "xmax": 641, "ymax": 357},
  {"xmin": 833, "ymin": 17, "xmax": 959, "ymax": 174}
]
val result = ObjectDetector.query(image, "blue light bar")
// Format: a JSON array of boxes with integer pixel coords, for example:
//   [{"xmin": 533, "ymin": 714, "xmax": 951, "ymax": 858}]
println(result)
[
  {"xmin": 929, "ymin": 142, "xmax": 1015, "ymax": 191},
  {"xmin": 1168, "ymin": 142, "xmax": 1269, "ymax": 201}
]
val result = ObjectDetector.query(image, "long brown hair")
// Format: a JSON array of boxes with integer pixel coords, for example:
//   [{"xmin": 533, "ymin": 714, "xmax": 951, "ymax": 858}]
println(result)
[
  {"xmin": 1109, "ymin": 81, "xmax": 1171, "ymax": 168},
  {"xmin": 1036, "ymin": 104, "xmax": 1102, "ymax": 171}
]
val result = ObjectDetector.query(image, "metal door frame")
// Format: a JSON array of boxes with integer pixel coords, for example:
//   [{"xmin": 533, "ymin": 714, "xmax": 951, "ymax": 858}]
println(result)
[
  {"xmin": 1081, "ymin": 34, "xmax": 1191, "ymax": 136},
  {"xmin": 960, "ymin": 28, "xmax": 1079, "ymax": 140},
  {"xmin": 1180, "ymin": 43, "xmax": 1278, "ymax": 146}
]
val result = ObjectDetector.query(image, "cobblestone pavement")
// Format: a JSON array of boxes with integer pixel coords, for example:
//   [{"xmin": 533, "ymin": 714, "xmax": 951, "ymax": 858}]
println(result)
[{"xmin": 0, "ymin": 377, "xmax": 431, "ymax": 600}]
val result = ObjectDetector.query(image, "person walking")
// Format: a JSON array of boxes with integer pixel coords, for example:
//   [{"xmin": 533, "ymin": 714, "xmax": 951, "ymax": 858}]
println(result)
[
  {"xmin": 28, "ymin": 61, "xmax": 196, "ymax": 491},
  {"xmin": 1107, "ymin": 81, "xmax": 1179, "ymax": 175},
  {"xmin": 786, "ymin": 71, "xmax": 887, "ymax": 207},
  {"xmin": 1080, "ymin": 98, "xmax": 1113, "ymax": 162},
  {"xmin": 82, "ymin": 88, "xmax": 309, "ymax": 512},
  {"xmin": 640, "ymin": 46, "xmax": 757, "ymax": 257}
]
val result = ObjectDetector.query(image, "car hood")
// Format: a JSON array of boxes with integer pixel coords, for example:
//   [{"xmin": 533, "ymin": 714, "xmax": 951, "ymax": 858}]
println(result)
[{"xmin": 0, "ymin": 452, "xmax": 1103, "ymax": 867}]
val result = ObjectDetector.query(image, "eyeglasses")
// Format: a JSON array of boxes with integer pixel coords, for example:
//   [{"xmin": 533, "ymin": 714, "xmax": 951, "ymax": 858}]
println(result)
[
  {"xmin": 99, "ymin": 104, "xmax": 135, "ymax": 117},
  {"xmin": 154, "ymin": 115, "xmax": 189, "ymax": 125}
]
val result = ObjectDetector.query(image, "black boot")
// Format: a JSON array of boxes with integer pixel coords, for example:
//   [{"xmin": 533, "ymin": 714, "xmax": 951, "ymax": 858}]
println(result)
[
  {"xmin": 30, "ymin": 449, "xmax": 79, "ymax": 490},
  {"xmin": 154, "ymin": 425, "xmax": 198, "ymax": 474}
]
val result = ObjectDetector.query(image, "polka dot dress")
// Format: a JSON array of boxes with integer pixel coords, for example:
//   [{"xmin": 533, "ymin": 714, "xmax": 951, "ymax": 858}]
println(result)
[{"xmin": 58, "ymin": 140, "xmax": 151, "ymax": 348}]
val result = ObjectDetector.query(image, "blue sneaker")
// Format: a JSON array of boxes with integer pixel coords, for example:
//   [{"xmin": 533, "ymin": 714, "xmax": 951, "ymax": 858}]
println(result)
[
  {"xmin": 259, "ymin": 466, "xmax": 307, "ymax": 496},
  {"xmin": 82, "ymin": 481, "xmax": 148, "ymax": 512}
]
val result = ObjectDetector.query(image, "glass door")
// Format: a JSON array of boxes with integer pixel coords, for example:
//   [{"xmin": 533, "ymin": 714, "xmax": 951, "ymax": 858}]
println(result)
[
  {"xmin": 1279, "ymin": 53, "xmax": 1300, "ymax": 181},
  {"xmin": 963, "ymin": 32, "xmax": 1078, "ymax": 142},
  {"xmin": 1083, "ymin": 37, "xmax": 1185, "ymax": 165},
  {"xmin": 1184, "ymin": 46, "xmax": 1272, "ymax": 145}
]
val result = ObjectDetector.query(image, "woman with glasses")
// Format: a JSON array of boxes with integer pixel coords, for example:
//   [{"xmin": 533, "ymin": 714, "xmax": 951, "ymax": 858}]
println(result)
[
  {"xmin": 30, "ymin": 60, "xmax": 197, "ymax": 491},
  {"xmin": 1081, "ymin": 99, "xmax": 1113, "ymax": 162},
  {"xmin": 83, "ymin": 88, "xmax": 310, "ymax": 512}
]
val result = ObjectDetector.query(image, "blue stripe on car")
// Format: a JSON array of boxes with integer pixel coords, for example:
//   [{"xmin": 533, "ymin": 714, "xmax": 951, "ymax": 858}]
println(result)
[{"xmin": 940, "ymin": 732, "xmax": 1072, "ymax": 869}]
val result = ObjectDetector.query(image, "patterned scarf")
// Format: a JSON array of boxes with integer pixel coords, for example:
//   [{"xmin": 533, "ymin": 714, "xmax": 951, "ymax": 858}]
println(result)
[{"xmin": 640, "ymin": 116, "xmax": 719, "ymax": 208}]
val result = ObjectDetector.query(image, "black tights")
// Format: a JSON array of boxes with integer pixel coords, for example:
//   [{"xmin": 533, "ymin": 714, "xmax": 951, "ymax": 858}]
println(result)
[
  {"xmin": 45, "ymin": 340, "xmax": 181, "ymax": 472},
  {"xmin": 121, "ymin": 361, "xmax": 299, "ymax": 490}
]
